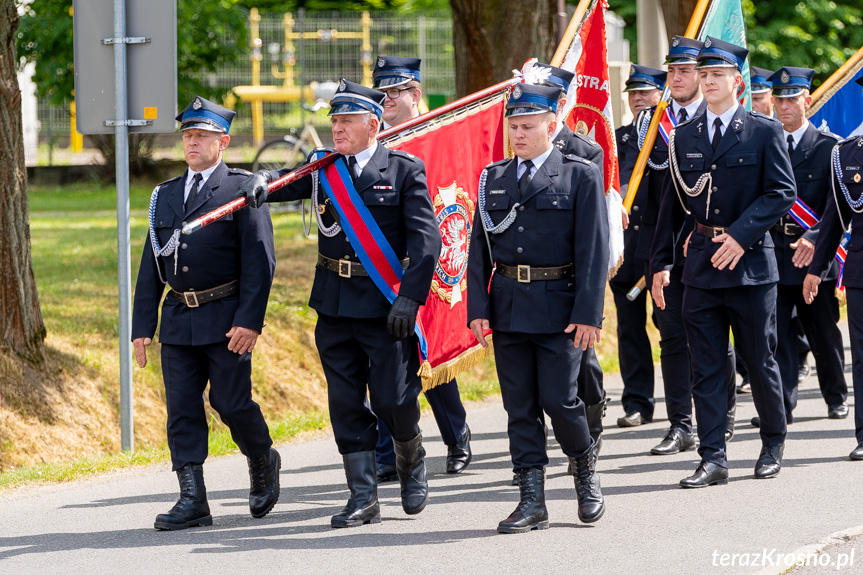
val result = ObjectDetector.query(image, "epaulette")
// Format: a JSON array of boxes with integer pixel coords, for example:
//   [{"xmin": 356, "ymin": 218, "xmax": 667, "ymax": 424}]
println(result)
[
  {"xmin": 157, "ymin": 174, "xmax": 182, "ymax": 186},
  {"xmin": 749, "ymin": 110, "xmax": 782, "ymax": 125},
  {"xmin": 563, "ymin": 153, "xmax": 591, "ymax": 165},
  {"xmin": 838, "ymin": 135, "xmax": 863, "ymax": 148},
  {"xmin": 390, "ymin": 149, "xmax": 418, "ymax": 162},
  {"xmin": 817, "ymin": 129, "xmax": 842, "ymax": 142},
  {"xmin": 228, "ymin": 168, "xmax": 252, "ymax": 176},
  {"xmin": 573, "ymin": 132, "xmax": 601, "ymax": 148},
  {"xmin": 485, "ymin": 157, "xmax": 511, "ymax": 168}
]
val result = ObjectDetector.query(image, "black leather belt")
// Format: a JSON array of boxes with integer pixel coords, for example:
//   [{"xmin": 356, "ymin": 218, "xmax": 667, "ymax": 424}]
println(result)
[
  {"xmin": 317, "ymin": 254, "xmax": 409, "ymax": 278},
  {"xmin": 772, "ymin": 220, "xmax": 804, "ymax": 236},
  {"xmin": 172, "ymin": 280, "xmax": 238, "ymax": 308},
  {"xmin": 694, "ymin": 221, "xmax": 727, "ymax": 238},
  {"xmin": 496, "ymin": 263, "xmax": 573, "ymax": 283}
]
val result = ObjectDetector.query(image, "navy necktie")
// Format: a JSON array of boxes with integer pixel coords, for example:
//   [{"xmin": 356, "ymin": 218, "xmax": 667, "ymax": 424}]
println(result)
[
  {"xmin": 711, "ymin": 118, "xmax": 723, "ymax": 152},
  {"xmin": 787, "ymin": 134, "xmax": 794, "ymax": 157},
  {"xmin": 519, "ymin": 160, "xmax": 534, "ymax": 198},
  {"xmin": 678, "ymin": 107, "xmax": 688, "ymax": 123},
  {"xmin": 347, "ymin": 156, "xmax": 359, "ymax": 183},
  {"xmin": 186, "ymin": 173, "xmax": 202, "ymax": 211}
]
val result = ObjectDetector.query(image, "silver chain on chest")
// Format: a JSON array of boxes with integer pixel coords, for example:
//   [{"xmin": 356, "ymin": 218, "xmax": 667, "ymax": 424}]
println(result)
[
  {"xmin": 637, "ymin": 110, "xmax": 669, "ymax": 171},
  {"xmin": 833, "ymin": 144, "xmax": 863, "ymax": 213},
  {"xmin": 148, "ymin": 184, "xmax": 181, "ymax": 283},
  {"xmin": 668, "ymin": 129, "xmax": 714, "ymax": 220},
  {"xmin": 477, "ymin": 168, "xmax": 520, "ymax": 234}
]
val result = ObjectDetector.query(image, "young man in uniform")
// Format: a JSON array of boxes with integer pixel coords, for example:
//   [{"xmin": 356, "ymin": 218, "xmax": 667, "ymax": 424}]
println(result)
[
  {"xmin": 132, "ymin": 96, "xmax": 280, "ymax": 530},
  {"xmin": 651, "ymin": 38, "xmax": 795, "ymax": 487},
  {"xmin": 467, "ymin": 83, "xmax": 608, "ymax": 532}
]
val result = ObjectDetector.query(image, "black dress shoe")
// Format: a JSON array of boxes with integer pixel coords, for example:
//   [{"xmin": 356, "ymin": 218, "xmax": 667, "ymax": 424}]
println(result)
[
  {"xmin": 754, "ymin": 444, "xmax": 784, "ymax": 479},
  {"xmin": 446, "ymin": 426, "xmax": 472, "ymax": 474},
  {"xmin": 828, "ymin": 403, "xmax": 849, "ymax": 419},
  {"xmin": 679, "ymin": 462, "xmax": 728, "ymax": 488},
  {"xmin": 498, "ymin": 468, "xmax": 548, "ymax": 533},
  {"xmin": 650, "ymin": 427, "xmax": 697, "ymax": 455},
  {"xmin": 850, "ymin": 442, "xmax": 863, "ymax": 461},
  {"xmin": 376, "ymin": 462, "xmax": 398, "ymax": 483},
  {"xmin": 617, "ymin": 411, "xmax": 647, "ymax": 428},
  {"xmin": 154, "ymin": 463, "xmax": 213, "ymax": 530},
  {"xmin": 736, "ymin": 381, "xmax": 751, "ymax": 394},
  {"xmin": 248, "ymin": 448, "xmax": 281, "ymax": 518},
  {"xmin": 798, "ymin": 363, "xmax": 811, "ymax": 384}
]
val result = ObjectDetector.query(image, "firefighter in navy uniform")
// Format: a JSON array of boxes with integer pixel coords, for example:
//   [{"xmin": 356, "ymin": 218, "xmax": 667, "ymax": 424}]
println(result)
[
  {"xmin": 468, "ymin": 83, "xmax": 608, "ymax": 532},
  {"xmin": 371, "ymin": 56, "xmax": 472, "ymax": 481},
  {"xmin": 804, "ymin": 74, "xmax": 863, "ymax": 461},
  {"xmin": 524, "ymin": 61, "xmax": 608, "ymax": 465},
  {"xmin": 761, "ymin": 66, "xmax": 847, "ymax": 427},
  {"xmin": 240, "ymin": 80, "xmax": 440, "ymax": 527},
  {"xmin": 651, "ymin": 38, "xmax": 795, "ymax": 487},
  {"xmin": 610, "ymin": 65, "xmax": 666, "ymax": 430},
  {"xmin": 132, "ymin": 96, "xmax": 280, "ymax": 530}
]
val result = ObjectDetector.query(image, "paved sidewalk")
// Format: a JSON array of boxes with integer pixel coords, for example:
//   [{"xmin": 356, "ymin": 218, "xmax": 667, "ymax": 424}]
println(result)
[{"xmin": 1, "ymin": 359, "xmax": 861, "ymax": 574}]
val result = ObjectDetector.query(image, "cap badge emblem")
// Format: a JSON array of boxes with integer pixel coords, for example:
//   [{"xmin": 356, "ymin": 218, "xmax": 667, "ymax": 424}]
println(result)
[
  {"xmin": 339, "ymin": 79, "xmax": 346, "ymax": 91},
  {"xmin": 630, "ymin": 65, "xmax": 636, "ymax": 76},
  {"xmin": 377, "ymin": 57, "xmax": 385, "ymax": 68},
  {"xmin": 512, "ymin": 85, "xmax": 522, "ymax": 99},
  {"xmin": 704, "ymin": 38, "xmax": 712, "ymax": 48},
  {"xmin": 192, "ymin": 97, "xmax": 202, "ymax": 110},
  {"xmin": 672, "ymin": 37, "xmax": 679, "ymax": 47},
  {"xmin": 781, "ymin": 71, "xmax": 790, "ymax": 84}
]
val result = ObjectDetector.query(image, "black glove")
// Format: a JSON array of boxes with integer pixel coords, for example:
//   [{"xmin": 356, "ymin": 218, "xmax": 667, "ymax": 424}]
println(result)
[
  {"xmin": 387, "ymin": 296, "xmax": 421, "ymax": 338},
  {"xmin": 238, "ymin": 170, "xmax": 273, "ymax": 208}
]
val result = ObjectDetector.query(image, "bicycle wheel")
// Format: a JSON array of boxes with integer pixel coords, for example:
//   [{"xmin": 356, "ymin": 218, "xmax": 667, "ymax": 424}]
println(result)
[{"xmin": 252, "ymin": 136, "xmax": 312, "ymax": 172}]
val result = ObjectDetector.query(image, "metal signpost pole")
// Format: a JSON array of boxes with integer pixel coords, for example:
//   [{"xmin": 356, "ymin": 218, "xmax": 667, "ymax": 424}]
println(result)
[{"xmin": 113, "ymin": 0, "xmax": 134, "ymax": 452}]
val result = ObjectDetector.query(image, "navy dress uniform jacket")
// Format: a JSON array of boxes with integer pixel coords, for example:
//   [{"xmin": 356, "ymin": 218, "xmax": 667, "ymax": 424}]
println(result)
[
  {"xmin": 467, "ymin": 147, "xmax": 610, "ymax": 332},
  {"xmin": 651, "ymin": 107, "xmax": 796, "ymax": 286},
  {"xmin": 554, "ymin": 124, "xmax": 604, "ymax": 175},
  {"xmin": 132, "ymin": 162, "xmax": 276, "ymax": 345},
  {"xmin": 266, "ymin": 145, "xmax": 440, "ymax": 316},
  {"xmin": 616, "ymin": 122, "xmax": 639, "ymax": 187},
  {"xmin": 773, "ymin": 123, "xmax": 841, "ymax": 285}
]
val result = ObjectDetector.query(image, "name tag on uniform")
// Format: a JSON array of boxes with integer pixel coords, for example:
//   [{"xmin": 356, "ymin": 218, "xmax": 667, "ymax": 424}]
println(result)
[
  {"xmin": 489, "ymin": 189, "xmax": 506, "ymax": 195},
  {"xmin": 686, "ymin": 153, "xmax": 703, "ymax": 159},
  {"xmin": 846, "ymin": 166, "xmax": 860, "ymax": 171},
  {"xmin": 373, "ymin": 185, "xmax": 394, "ymax": 190}
]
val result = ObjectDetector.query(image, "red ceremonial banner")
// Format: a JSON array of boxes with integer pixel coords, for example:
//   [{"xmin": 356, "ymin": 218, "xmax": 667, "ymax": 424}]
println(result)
[{"xmin": 387, "ymin": 99, "xmax": 506, "ymax": 388}]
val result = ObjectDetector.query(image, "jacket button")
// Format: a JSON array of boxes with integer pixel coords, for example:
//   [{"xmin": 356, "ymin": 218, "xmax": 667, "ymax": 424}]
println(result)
[
  {"xmin": 712, "ymin": 186, "xmax": 718, "ymax": 192},
  {"xmin": 181, "ymin": 243, "xmax": 188, "ymax": 250},
  {"xmin": 344, "ymin": 255, "xmax": 351, "ymax": 260},
  {"xmin": 739, "ymin": 158, "xmax": 744, "ymax": 163},
  {"xmin": 552, "ymin": 200, "xmax": 558, "ymax": 206},
  {"xmin": 517, "ymin": 226, "xmax": 524, "ymax": 232},
  {"xmin": 714, "ymin": 209, "xmax": 720, "ymax": 214},
  {"xmin": 182, "ymin": 266, "xmax": 189, "ymax": 272},
  {"xmin": 633, "ymin": 225, "xmax": 639, "ymax": 231},
  {"xmin": 379, "ymin": 197, "xmax": 384, "ymax": 202},
  {"xmin": 345, "ymin": 237, "xmax": 350, "ymax": 242},
  {"xmin": 518, "ymin": 206, "xmax": 525, "ymax": 211},
  {"xmin": 516, "ymin": 247, "xmax": 523, "ymax": 253},
  {"xmin": 711, "ymin": 164, "xmax": 717, "ymax": 170},
  {"xmin": 808, "ymin": 174, "xmax": 813, "ymax": 179},
  {"xmin": 758, "ymin": 240, "xmax": 763, "ymax": 245},
  {"xmin": 633, "ymin": 205, "xmax": 639, "ymax": 211}
]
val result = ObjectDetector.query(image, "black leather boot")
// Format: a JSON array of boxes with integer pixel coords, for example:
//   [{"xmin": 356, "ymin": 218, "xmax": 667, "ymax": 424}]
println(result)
[
  {"xmin": 248, "ymin": 448, "xmax": 281, "ymax": 518},
  {"xmin": 571, "ymin": 453, "xmax": 605, "ymax": 523},
  {"xmin": 498, "ymin": 468, "xmax": 549, "ymax": 533},
  {"xmin": 332, "ymin": 451, "xmax": 381, "ymax": 528},
  {"xmin": 393, "ymin": 432, "xmax": 428, "ymax": 515},
  {"xmin": 446, "ymin": 425, "xmax": 472, "ymax": 474},
  {"xmin": 154, "ymin": 463, "xmax": 213, "ymax": 531},
  {"xmin": 568, "ymin": 396, "xmax": 608, "ymax": 473}
]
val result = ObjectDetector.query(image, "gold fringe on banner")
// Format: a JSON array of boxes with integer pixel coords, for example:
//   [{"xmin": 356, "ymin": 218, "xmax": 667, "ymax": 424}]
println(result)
[
  {"xmin": 607, "ymin": 253, "xmax": 624, "ymax": 280},
  {"xmin": 420, "ymin": 336, "xmax": 494, "ymax": 391},
  {"xmin": 836, "ymin": 288, "xmax": 847, "ymax": 307}
]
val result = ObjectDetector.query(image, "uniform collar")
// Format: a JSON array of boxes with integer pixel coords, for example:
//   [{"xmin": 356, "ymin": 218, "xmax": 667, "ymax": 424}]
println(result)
[
  {"xmin": 706, "ymin": 102, "xmax": 739, "ymax": 131},
  {"xmin": 185, "ymin": 162, "xmax": 219, "ymax": 193},
  {"xmin": 785, "ymin": 120, "xmax": 811, "ymax": 149},
  {"xmin": 518, "ymin": 144, "xmax": 554, "ymax": 177},
  {"xmin": 347, "ymin": 141, "xmax": 379, "ymax": 175},
  {"xmin": 671, "ymin": 95, "xmax": 703, "ymax": 121}
]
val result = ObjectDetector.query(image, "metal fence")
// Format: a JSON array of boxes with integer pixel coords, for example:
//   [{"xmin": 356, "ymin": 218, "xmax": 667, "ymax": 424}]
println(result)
[{"xmin": 36, "ymin": 11, "xmax": 456, "ymax": 142}]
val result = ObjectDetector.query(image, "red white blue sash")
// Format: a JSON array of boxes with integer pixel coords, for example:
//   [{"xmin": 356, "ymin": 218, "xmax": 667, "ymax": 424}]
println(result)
[
  {"xmin": 788, "ymin": 198, "xmax": 820, "ymax": 230},
  {"xmin": 656, "ymin": 107, "xmax": 678, "ymax": 146},
  {"xmin": 836, "ymin": 230, "xmax": 851, "ymax": 291},
  {"xmin": 317, "ymin": 155, "xmax": 429, "ymax": 360}
]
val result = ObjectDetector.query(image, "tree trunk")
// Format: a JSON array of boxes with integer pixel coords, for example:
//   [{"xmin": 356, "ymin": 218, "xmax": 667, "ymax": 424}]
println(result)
[
  {"xmin": 0, "ymin": 0, "xmax": 45, "ymax": 362},
  {"xmin": 658, "ymin": 0, "xmax": 700, "ymax": 39},
  {"xmin": 449, "ymin": 0, "xmax": 558, "ymax": 98}
]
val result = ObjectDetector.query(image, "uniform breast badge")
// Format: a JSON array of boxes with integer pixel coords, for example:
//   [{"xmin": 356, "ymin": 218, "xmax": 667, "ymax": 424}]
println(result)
[{"xmin": 431, "ymin": 182, "xmax": 474, "ymax": 308}]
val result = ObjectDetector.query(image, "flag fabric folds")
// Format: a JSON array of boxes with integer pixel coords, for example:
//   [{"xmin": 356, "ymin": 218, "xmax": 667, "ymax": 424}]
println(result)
[
  {"xmin": 701, "ymin": 0, "xmax": 751, "ymax": 109},
  {"xmin": 809, "ymin": 67, "xmax": 863, "ymax": 138},
  {"xmin": 383, "ymin": 97, "xmax": 507, "ymax": 389},
  {"xmin": 557, "ymin": 0, "xmax": 625, "ymax": 275}
]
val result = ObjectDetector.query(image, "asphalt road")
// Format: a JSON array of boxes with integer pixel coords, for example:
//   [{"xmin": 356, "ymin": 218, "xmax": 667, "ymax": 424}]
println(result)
[{"xmin": 1, "ymin": 354, "xmax": 862, "ymax": 574}]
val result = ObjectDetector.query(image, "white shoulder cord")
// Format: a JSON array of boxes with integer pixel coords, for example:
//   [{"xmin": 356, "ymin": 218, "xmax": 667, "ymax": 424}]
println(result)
[
  {"xmin": 147, "ymin": 184, "xmax": 181, "ymax": 284},
  {"xmin": 668, "ymin": 129, "xmax": 713, "ymax": 220}
]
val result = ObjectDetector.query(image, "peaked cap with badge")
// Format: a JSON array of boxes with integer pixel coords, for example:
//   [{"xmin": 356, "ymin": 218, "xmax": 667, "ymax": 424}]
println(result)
[
  {"xmin": 696, "ymin": 36, "xmax": 749, "ymax": 70},
  {"xmin": 665, "ymin": 36, "xmax": 704, "ymax": 65},
  {"xmin": 506, "ymin": 83, "xmax": 559, "ymax": 117},
  {"xmin": 328, "ymin": 79, "xmax": 387, "ymax": 119},
  {"xmin": 624, "ymin": 64, "xmax": 667, "ymax": 92},
  {"xmin": 372, "ymin": 56, "xmax": 422, "ymax": 89},
  {"xmin": 750, "ymin": 67, "xmax": 775, "ymax": 94},
  {"xmin": 176, "ymin": 96, "xmax": 236, "ymax": 133},
  {"xmin": 769, "ymin": 66, "xmax": 815, "ymax": 98}
]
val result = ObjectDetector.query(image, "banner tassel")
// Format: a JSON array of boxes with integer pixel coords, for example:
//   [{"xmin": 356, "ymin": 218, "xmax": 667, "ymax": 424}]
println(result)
[{"xmin": 421, "ymin": 337, "xmax": 494, "ymax": 391}]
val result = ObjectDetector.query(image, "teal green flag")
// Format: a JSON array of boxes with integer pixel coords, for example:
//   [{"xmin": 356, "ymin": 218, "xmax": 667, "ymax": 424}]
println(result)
[{"xmin": 701, "ymin": 0, "xmax": 751, "ymax": 110}]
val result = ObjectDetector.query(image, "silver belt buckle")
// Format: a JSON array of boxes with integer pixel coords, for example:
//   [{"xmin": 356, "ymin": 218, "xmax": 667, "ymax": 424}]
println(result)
[
  {"xmin": 338, "ymin": 259, "xmax": 352, "ymax": 278},
  {"xmin": 784, "ymin": 223, "xmax": 797, "ymax": 235},
  {"xmin": 517, "ymin": 265, "xmax": 531, "ymax": 283},
  {"xmin": 184, "ymin": 291, "xmax": 200, "ymax": 308}
]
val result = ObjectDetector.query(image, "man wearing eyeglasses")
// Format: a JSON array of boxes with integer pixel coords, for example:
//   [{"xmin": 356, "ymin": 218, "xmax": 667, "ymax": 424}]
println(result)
[{"xmin": 371, "ymin": 56, "xmax": 473, "ymax": 481}]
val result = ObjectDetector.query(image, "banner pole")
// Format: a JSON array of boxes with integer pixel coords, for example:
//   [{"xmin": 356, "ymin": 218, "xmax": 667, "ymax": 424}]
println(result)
[{"xmin": 550, "ymin": 0, "xmax": 593, "ymax": 67}]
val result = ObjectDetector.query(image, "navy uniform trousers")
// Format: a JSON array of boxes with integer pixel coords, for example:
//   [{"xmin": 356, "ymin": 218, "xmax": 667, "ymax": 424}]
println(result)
[
  {"xmin": 131, "ymin": 162, "xmax": 276, "ymax": 470},
  {"xmin": 651, "ymin": 107, "xmax": 794, "ymax": 467}
]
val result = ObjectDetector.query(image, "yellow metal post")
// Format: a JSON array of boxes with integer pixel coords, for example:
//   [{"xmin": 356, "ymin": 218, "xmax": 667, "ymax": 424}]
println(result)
[
  {"xmin": 70, "ymin": 99, "xmax": 84, "ymax": 153},
  {"xmin": 250, "ymin": 8, "xmax": 264, "ymax": 146}
]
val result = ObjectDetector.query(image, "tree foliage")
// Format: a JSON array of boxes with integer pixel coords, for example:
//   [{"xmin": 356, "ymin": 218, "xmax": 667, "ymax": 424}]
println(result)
[
  {"xmin": 17, "ymin": 0, "xmax": 249, "ymax": 108},
  {"xmin": 233, "ymin": 0, "xmax": 449, "ymax": 12}
]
